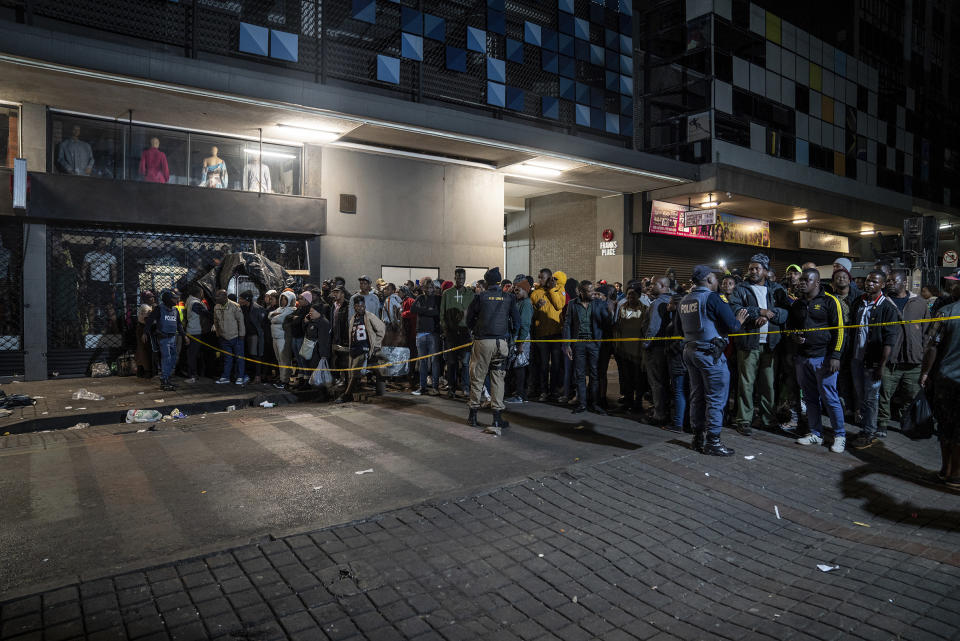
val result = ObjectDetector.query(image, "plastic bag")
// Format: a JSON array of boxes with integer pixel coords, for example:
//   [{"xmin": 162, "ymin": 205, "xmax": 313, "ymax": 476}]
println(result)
[
  {"xmin": 310, "ymin": 358, "xmax": 334, "ymax": 388},
  {"xmin": 379, "ymin": 347, "xmax": 410, "ymax": 377},
  {"xmin": 900, "ymin": 388, "xmax": 935, "ymax": 440},
  {"xmin": 72, "ymin": 389, "xmax": 104, "ymax": 401},
  {"xmin": 90, "ymin": 361, "xmax": 111, "ymax": 378},
  {"xmin": 299, "ymin": 338, "xmax": 316, "ymax": 360},
  {"xmin": 125, "ymin": 409, "xmax": 163, "ymax": 423}
]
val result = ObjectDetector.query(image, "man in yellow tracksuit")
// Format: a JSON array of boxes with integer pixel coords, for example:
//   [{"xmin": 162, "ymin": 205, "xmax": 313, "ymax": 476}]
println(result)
[{"xmin": 529, "ymin": 269, "xmax": 567, "ymax": 400}]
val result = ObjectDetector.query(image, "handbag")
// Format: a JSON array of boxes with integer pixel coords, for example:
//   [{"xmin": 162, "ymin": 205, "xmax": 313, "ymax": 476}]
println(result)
[
  {"xmin": 299, "ymin": 338, "xmax": 316, "ymax": 360},
  {"xmin": 309, "ymin": 358, "xmax": 334, "ymax": 388},
  {"xmin": 900, "ymin": 388, "xmax": 936, "ymax": 440}
]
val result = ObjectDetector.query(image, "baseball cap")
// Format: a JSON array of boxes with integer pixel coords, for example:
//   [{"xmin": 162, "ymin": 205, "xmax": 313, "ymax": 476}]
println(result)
[
  {"xmin": 358, "ymin": 275, "xmax": 371, "ymax": 282},
  {"xmin": 945, "ymin": 269, "xmax": 960, "ymax": 281}
]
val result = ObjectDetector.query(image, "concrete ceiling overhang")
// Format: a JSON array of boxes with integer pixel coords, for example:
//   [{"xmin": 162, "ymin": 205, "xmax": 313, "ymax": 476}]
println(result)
[
  {"xmin": 646, "ymin": 164, "xmax": 910, "ymax": 236},
  {"xmin": 0, "ymin": 53, "xmax": 691, "ymax": 196}
]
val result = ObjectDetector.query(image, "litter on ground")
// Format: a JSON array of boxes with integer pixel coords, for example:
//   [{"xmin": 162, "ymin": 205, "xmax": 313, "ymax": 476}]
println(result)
[
  {"xmin": 774, "ymin": 506, "xmax": 781, "ymax": 519},
  {"xmin": 817, "ymin": 564, "xmax": 839, "ymax": 572},
  {"xmin": 355, "ymin": 469, "xmax": 374, "ymax": 475},
  {"xmin": 744, "ymin": 455, "xmax": 755, "ymax": 460}
]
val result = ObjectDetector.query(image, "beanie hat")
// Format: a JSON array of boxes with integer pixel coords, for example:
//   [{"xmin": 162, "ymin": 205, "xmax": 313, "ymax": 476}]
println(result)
[
  {"xmin": 301, "ymin": 291, "xmax": 313, "ymax": 304},
  {"xmin": 833, "ymin": 257, "xmax": 852, "ymax": 273},
  {"xmin": 484, "ymin": 267, "xmax": 502, "ymax": 284},
  {"xmin": 441, "ymin": 280, "xmax": 454, "ymax": 292},
  {"xmin": 749, "ymin": 253, "xmax": 770, "ymax": 269}
]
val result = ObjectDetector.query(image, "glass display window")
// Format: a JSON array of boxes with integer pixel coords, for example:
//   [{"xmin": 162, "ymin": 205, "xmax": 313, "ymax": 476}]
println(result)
[
  {"xmin": 240, "ymin": 142, "xmax": 302, "ymax": 195},
  {"xmin": 49, "ymin": 113, "xmax": 124, "ymax": 178},
  {"xmin": 127, "ymin": 127, "xmax": 189, "ymax": 185},
  {"xmin": 1, "ymin": 104, "xmax": 18, "ymax": 169},
  {"xmin": 255, "ymin": 239, "xmax": 308, "ymax": 273}
]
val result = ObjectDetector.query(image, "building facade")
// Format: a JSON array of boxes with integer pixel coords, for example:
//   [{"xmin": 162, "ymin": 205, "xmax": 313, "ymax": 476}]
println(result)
[{"xmin": 0, "ymin": 0, "xmax": 693, "ymax": 378}]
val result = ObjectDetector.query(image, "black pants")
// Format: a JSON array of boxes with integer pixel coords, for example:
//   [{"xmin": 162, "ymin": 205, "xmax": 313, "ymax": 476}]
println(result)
[
  {"xmin": 535, "ymin": 335, "xmax": 563, "ymax": 397},
  {"xmin": 619, "ymin": 355, "xmax": 644, "ymax": 409},
  {"xmin": 187, "ymin": 334, "xmax": 203, "ymax": 377},
  {"xmin": 573, "ymin": 341, "xmax": 600, "ymax": 408}
]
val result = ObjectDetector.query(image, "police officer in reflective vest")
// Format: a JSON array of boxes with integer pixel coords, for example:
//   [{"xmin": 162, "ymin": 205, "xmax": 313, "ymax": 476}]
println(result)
[
  {"xmin": 680, "ymin": 265, "xmax": 748, "ymax": 456},
  {"xmin": 466, "ymin": 267, "xmax": 520, "ymax": 435},
  {"xmin": 145, "ymin": 288, "xmax": 189, "ymax": 392}
]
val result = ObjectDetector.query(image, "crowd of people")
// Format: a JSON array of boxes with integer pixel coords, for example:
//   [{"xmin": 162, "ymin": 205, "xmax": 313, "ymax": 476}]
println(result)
[{"xmin": 132, "ymin": 259, "xmax": 960, "ymax": 487}]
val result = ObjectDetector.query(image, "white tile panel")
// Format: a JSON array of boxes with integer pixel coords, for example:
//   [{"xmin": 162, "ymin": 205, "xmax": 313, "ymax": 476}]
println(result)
[
  {"xmin": 835, "ymin": 100, "xmax": 844, "ymax": 126},
  {"xmin": 821, "ymin": 42, "xmax": 835, "ymax": 71},
  {"xmin": 868, "ymin": 91, "xmax": 877, "ymax": 116},
  {"xmin": 809, "ymin": 36, "xmax": 822, "ymax": 65},
  {"xmin": 781, "ymin": 50, "xmax": 796, "ymax": 81},
  {"xmin": 857, "ymin": 159, "xmax": 867, "ymax": 183},
  {"xmin": 796, "ymin": 57, "xmax": 809, "ymax": 86},
  {"xmin": 781, "ymin": 77, "xmax": 795, "ymax": 108},
  {"xmin": 686, "ymin": 0, "xmax": 712, "ymax": 20},
  {"xmin": 766, "ymin": 70, "xmax": 780, "ymax": 101},
  {"xmin": 886, "ymin": 146, "xmax": 896, "ymax": 171},
  {"xmin": 781, "ymin": 21, "xmax": 796, "ymax": 51},
  {"xmin": 749, "ymin": 3, "xmax": 765, "ymax": 36},
  {"xmin": 834, "ymin": 124, "xmax": 845, "ymax": 152},
  {"xmin": 733, "ymin": 56, "xmax": 750, "ymax": 89},
  {"xmin": 809, "ymin": 117, "xmax": 821, "ymax": 145},
  {"xmin": 715, "ymin": 80, "xmax": 733, "ymax": 114},
  {"xmin": 867, "ymin": 139, "xmax": 877, "ymax": 164},
  {"xmin": 750, "ymin": 62, "xmax": 766, "ymax": 94},
  {"xmin": 796, "ymin": 28, "xmax": 809, "ymax": 59},
  {"xmin": 822, "ymin": 69, "xmax": 834, "ymax": 97},
  {"xmin": 766, "ymin": 41, "xmax": 781, "ymax": 73},
  {"xmin": 713, "ymin": 0, "xmax": 732, "ymax": 21},
  {"xmin": 809, "ymin": 90, "xmax": 822, "ymax": 118},
  {"xmin": 846, "ymin": 80, "xmax": 857, "ymax": 105},
  {"xmin": 905, "ymin": 154, "xmax": 914, "ymax": 176}
]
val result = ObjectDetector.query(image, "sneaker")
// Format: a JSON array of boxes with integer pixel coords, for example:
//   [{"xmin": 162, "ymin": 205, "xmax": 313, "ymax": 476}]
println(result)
[
  {"xmin": 411, "ymin": 389, "xmax": 424, "ymax": 396},
  {"xmin": 876, "ymin": 429, "xmax": 887, "ymax": 438},
  {"xmin": 504, "ymin": 396, "xmax": 526, "ymax": 404},
  {"xmin": 274, "ymin": 383, "xmax": 286, "ymax": 389},
  {"xmin": 850, "ymin": 433, "xmax": 877, "ymax": 450},
  {"xmin": 482, "ymin": 425, "xmax": 502, "ymax": 436},
  {"xmin": 830, "ymin": 436, "xmax": 846, "ymax": 453},
  {"xmin": 236, "ymin": 376, "xmax": 250, "ymax": 385},
  {"xmin": 735, "ymin": 424, "xmax": 753, "ymax": 436},
  {"xmin": 215, "ymin": 377, "xmax": 231, "ymax": 384},
  {"xmin": 779, "ymin": 423, "xmax": 797, "ymax": 435},
  {"xmin": 537, "ymin": 393, "xmax": 549, "ymax": 402},
  {"xmin": 556, "ymin": 396, "xmax": 568, "ymax": 405},
  {"xmin": 184, "ymin": 377, "xmax": 197, "ymax": 384},
  {"xmin": 572, "ymin": 405, "xmax": 587, "ymax": 414},
  {"xmin": 796, "ymin": 434, "xmax": 823, "ymax": 445},
  {"xmin": 945, "ymin": 477, "xmax": 960, "ymax": 490}
]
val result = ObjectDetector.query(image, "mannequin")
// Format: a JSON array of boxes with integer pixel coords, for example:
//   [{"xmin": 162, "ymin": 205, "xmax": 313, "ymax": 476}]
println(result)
[
  {"xmin": 57, "ymin": 125, "xmax": 94, "ymax": 176},
  {"xmin": 244, "ymin": 154, "xmax": 272, "ymax": 192},
  {"xmin": 139, "ymin": 137, "xmax": 170, "ymax": 184},
  {"xmin": 200, "ymin": 146, "xmax": 228, "ymax": 188}
]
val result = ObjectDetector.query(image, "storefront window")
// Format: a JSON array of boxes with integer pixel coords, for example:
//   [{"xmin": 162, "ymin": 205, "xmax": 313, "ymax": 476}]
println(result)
[
  {"xmin": 48, "ymin": 113, "xmax": 302, "ymax": 194},
  {"xmin": 256, "ymin": 239, "xmax": 308, "ymax": 272},
  {"xmin": 1, "ymin": 105, "xmax": 18, "ymax": 168}
]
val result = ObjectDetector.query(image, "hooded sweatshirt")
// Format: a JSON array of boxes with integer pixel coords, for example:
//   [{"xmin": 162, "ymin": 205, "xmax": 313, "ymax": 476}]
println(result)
[
  {"xmin": 269, "ymin": 291, "xmax": 296, "ymax": 339},
  {"xmin": 530, "ymin": 270, "xmax": 567, "ymax": 337}
]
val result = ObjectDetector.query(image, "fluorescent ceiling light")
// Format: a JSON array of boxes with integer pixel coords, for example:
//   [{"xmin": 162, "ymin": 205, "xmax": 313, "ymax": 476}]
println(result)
[
  {"xmin": 276, "ymin": 123, "xmax": 343, "ymax": 142},
  {"xmin": 941, "ymin": 223, "xmax": 952, "ymax": 229},
  {"xmin": 244, "ymin": 148, "xmax": 298, "ymax": 159},
  {"xmin": 515, "ymin": 163, "xmax": 562, "ymax": 177},
  {"xmin": 860, "ymin": 230, "xmax": 875, "ymax": 235},
  {"xmin": 792, "ymin": 218, "xmax": 808, "ymax": 224},
  {"xmin": 700, "ymin": 201, "xmax": 718, "ymax": 208}
]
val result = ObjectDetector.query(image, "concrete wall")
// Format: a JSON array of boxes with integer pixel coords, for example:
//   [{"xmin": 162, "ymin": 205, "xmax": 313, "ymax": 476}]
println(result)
[
  {"xmin": 595, "ymin": 194, "xmax": 632, "ymax": 283},
  {"xmin": 528, "ymin": 192, "xmax": 597, "ymax": 281},
  {"xmin": 318, "ymin": 147, "xmax": 504, "ymax": 280},
  {"xmin": 505, "ymin": 208, "xmax": 529, "ymax": 279}
]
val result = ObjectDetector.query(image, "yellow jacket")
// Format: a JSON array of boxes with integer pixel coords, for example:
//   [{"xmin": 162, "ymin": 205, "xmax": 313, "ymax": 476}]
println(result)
[{"xmin": 530, "ymin": 270, "xmax": 567, "ymax": 337}]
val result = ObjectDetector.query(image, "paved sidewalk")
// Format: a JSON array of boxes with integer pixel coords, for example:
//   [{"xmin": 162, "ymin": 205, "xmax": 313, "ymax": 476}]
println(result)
[{"xmin": 2, "ymin": 418, "xmax": 957, "ymax": 641}]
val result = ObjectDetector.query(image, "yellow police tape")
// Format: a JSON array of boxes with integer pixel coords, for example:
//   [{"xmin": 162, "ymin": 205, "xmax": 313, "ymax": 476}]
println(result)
[{"xmin": 185, "ymin": 314, "xmax": 960, "ymax": 373}]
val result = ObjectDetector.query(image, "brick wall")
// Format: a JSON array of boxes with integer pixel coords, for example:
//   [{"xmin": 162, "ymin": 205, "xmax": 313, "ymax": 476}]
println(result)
[{"xmin": 527, "ymin": 192, "xmax": 597, "ymax": 282}]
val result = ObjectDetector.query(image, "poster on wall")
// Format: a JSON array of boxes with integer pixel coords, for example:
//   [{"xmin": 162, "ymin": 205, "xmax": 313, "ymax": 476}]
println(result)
[{"xmin": 649, "ymin": 200, "xmax": 770, "ymax": 248}]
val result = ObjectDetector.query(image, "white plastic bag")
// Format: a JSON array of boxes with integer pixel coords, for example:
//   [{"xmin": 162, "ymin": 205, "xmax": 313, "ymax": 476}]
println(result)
[
  {"xmin": 125, "ymin": 409, "xmax": 163, "ymax": 423},
  {"xmin": 379, "ymin": 347, "xmax": 410, "ymax": 377},
  {"xmin": 310, "ymin": 358, "xmax": 334, "ymax": 388}
]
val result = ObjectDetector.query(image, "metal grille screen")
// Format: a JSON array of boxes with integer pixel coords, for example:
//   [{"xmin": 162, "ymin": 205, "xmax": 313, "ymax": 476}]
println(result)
[
  {"xmin": 0, "ymin": 221, "xmax": 22, "ymax": 352},
  {"xmin": 47, "ymin": 226, "xmax": 307, "ymax": 353}
]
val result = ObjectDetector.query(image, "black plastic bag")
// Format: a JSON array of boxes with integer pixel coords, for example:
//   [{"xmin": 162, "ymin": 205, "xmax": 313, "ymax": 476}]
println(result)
[{"xmin": 900, "ymin": 388, "xmax": 936, "ymax": 440}]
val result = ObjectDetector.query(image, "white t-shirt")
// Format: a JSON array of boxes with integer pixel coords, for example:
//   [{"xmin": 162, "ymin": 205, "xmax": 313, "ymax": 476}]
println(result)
[
  {"xmin": 749, "ymin": 283, "xmax": 769, "ymax": 344},
  {"xmin": 83, "ymin": 250, "xmax": 117, "ymax": 282}
]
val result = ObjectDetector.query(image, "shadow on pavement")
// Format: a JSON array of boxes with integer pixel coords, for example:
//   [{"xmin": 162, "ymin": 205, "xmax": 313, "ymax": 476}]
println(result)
[
  {"xmin": 841, "ymin": 441, "xmax": 960, "ymax": 531},
  {"xmin": 382, "ymin": 396, "xmax": 644, "ymax": 451}
]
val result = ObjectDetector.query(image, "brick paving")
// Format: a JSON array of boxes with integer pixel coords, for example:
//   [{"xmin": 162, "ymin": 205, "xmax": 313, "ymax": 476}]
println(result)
[{"xmin": 2, "ymin": 427, "xmax": 958, "ymax": 641}]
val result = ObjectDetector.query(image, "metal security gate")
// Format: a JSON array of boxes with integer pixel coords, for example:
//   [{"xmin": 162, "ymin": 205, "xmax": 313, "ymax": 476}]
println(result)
[
  {"xmin": 0, "ymin": 219, "xmax": 23, "ymax": 376},
  {"xmin": 46, "ymin": 225, "xmax": 308, "ymax": 377}
]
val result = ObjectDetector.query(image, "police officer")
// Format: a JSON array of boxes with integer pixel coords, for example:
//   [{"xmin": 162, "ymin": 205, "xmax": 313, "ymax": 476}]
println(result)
[
  {"xmin": 145, "ymin": 288, "xmax": 189, "ymax": 391},
  {"xmin": 466, "ymin": 267, "xmax": 520, "ymax": 435},
  {"xmin": 680, "ymin": 265, "xmax": 749, "ymax": 455}
]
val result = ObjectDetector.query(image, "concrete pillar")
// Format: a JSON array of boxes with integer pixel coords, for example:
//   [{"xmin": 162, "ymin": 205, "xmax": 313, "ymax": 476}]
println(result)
[
  {"xmin": 23, "ymin": 223, "xmax": 46, "ymax": 380},
  {"xmin": 505, "ymin": 208, "xmax": 530, "ymax": 279},
  {"xmin": 19, "ymin": 102, "xmax": 46, "ymax": 172},
  {"xmin": 595, "ymin": 194, "xmax": 633, "ymax": 283},
  {"xmin": 21, "ymin": 103, "xmax": 47, "ymax": 379}
]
